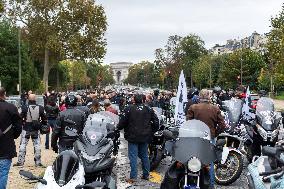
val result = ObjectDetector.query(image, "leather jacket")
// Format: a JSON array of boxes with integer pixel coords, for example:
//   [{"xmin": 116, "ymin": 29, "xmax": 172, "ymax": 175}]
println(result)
[
  {"xmin": 45, "ymin": 104, "xmax": 59, "ymax": 119},
  {"xmin": 51, "ymin": 106, "xmax": 86, "ymax": 149}
]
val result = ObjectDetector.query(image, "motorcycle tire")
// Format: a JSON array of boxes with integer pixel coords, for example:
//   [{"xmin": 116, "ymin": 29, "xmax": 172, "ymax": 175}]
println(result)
[
  {"xmin": 214, "ymin": 151, "xmax": 243, "ymax": 185},
  {"xmin": 150, "ymin": 147, "xmax": 164, "ymax": 171}
]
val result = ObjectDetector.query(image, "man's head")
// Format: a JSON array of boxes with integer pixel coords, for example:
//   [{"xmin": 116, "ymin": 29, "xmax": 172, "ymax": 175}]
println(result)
[
  {"xmin": 199, "ymin": 89, "xmax": 210, "ymax": 102},
  {"xmin": 104, "ymin": 99, "xmax": 111, "ymax": 107},
  {"xmin": 65, "ymin": 95, "xmax": 77, "ymax": 107},
  {"xmin": 0, "ymin": 87, "xmax": 6, "ymax": 100},
  {"xmin": 28, "ymin": 94, "xmax": 36, "ymax": 102},
  {"xmin": 134, "ymin": 94, "xmax": 144, "ymax": 104}
]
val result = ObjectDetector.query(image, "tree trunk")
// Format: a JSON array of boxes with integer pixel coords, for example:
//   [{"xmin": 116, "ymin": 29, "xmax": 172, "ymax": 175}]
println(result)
[{"xmin": 43, "ymin": 48, "xmax": 50, "ymax": 92}]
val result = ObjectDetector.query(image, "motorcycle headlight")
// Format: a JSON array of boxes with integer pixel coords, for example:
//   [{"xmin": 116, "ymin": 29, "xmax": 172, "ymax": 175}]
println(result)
[
  {"xmin": 81, "ymin": 151, "xmax": 104, "ymax": 163},
  {"xmin": 187, "ymin": 157, "xmax": 201, "ymax": 173},
  {"xmin": 256, "ymin": 124, "xmax": 267, "ymax": 141}
]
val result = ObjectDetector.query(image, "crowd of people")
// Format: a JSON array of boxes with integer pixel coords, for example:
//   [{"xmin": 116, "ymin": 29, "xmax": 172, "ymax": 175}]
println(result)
[{"xmin": 0, "ymin": 85, "xmax": 253, "ymax": 189}]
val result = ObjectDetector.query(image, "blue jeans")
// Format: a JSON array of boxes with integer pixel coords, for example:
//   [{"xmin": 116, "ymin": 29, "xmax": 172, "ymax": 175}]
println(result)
[
  {"xmin": 0, "ymin": 159, "xmax": 12, "ymax": 189},
  {"xmin": 45, "ymin": 119, "xmax": 57, "ymax": 149},
  {"xmin": 210, "ymin": 139, "xmax": 216, "ymax": 187},
  {"xmin": 128, "ymin": 142, "xmax": 150, "ymax": 179}
]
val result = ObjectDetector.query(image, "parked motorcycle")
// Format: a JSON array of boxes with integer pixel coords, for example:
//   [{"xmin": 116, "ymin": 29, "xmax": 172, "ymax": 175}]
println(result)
[
  {"xmin": 160, "ymin": 119, "xmax": 225, "ymax": 189},
  {"xmin": 19, "ymin": 113, "xmax": 118, "ymax": 189},
  {"xmin": 247, "ymin": 144, "xmax": 284, "ymax": 189},
  {"xmin": 249, "ymin": 97, "xmax": 281, "ymax": 158},
  {"xmin": 214, "ymin": 98, "xmax": 245, "ymax": 185},
  {"xmin": 149, "ymin": 107, "xmax": 167, "ymax": 171}
]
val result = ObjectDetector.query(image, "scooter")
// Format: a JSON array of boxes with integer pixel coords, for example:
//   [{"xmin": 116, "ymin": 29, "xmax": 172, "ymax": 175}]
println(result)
[
  {"xmin": 247, "ymin": 144, "xmax": 284, "ymax": 189},
  {"xmin": 19, "ymin": 113, "xmax": 118, "ymax": 189}
]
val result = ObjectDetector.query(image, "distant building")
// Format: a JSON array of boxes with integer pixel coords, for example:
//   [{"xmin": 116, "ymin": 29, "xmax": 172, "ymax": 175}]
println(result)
[
  {"xmin": 210, "ymin": 31, "xmax": 267, "ymax": 55},
  {"xmin": 110, "ymin": 62, "xmax": 133, "ymax": 84}
]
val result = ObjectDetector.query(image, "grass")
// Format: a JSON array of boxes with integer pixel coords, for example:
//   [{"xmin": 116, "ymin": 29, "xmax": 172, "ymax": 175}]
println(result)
[{"xmin": 275, "ymin": 91, "xmax": 284, "ymax": 100}]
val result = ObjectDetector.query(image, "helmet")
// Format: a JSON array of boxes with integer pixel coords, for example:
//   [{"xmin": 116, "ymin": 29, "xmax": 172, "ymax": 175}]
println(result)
[
  {"xmin": 65, "ymin": 95, "xmax": 77, "ymax": 106},
  {"xmin": 187, "ymin": 87, "xmax": 199, "ymax": 99},
  {"xmin": 213, "ymin": 86, "xmax": 222, "ymax": 94},
  {"xmin": 154, "ymin": 89, "xmax": 159, "ymax": 96}
]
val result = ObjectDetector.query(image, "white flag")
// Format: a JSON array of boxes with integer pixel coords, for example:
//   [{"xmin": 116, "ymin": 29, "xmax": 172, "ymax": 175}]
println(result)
[
  {"xmin": 242, "ymin": 86, "xmax": 255, "ymax": 119},
  {"xmin": 174, "ymin": 70, "xmax": 188, "ymax": 126}
]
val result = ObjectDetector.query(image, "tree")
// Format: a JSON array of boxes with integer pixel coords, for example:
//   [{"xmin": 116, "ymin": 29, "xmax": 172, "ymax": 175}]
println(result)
[
  {"xmin": 218, "ymin": 49, "xmax": 265, "ymax": 89},
  {"xmin": 86, "ymin": 63, "xmax": 114, "ymax": 88},
  {"xmin": 179, "ymin": 34, "xmax": 207, "ymax": 87},
  {"xmin": 0, "ymin": 20, "xmax": 39, "ymax": 94},
  {"xmin": 266, "ymin": 4, "xmax": 284, "ymax": 92},
  {"xmin": 154, "ymin": 34, "xmax": 207, "ymax": 88},
  {"xmin": 5, "ymin": 0, "xmax": 107, "ymax": 91}
]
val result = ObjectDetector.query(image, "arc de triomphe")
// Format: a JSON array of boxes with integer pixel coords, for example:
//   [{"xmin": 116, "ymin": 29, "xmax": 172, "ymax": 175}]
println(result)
[{"xmin": 110, "ymin": 62, "xmax": 133, "ymax": 84}]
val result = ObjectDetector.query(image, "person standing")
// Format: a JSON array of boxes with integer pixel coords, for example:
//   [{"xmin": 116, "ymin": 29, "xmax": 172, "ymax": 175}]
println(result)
[
  {"xmin": 44, "ymin": 96, "xmax": 59, "ymax": 149},
  {"xmin": 51, "ymin": 95, "xmax": 86, "ymax": 153},
  {"xmin": 117, "ymin": 94, "xmax": 159, "ymax": 183},
  {"xmin": 14, "ymin": 94, "xmax": 47, "ymax": 167},
  {"xmin": 0, "ymin": 87, "xmax": 22, "ymax": 189},
  {"xmin": 186, "ymin": 89, "xmax": 226, "ymax": 189}
]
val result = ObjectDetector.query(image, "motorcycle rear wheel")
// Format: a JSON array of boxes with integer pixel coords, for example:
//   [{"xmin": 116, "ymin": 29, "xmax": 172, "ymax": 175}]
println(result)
[{"xmin": 214, "ymin": 151, "xmax": 243, "ymax": 185}]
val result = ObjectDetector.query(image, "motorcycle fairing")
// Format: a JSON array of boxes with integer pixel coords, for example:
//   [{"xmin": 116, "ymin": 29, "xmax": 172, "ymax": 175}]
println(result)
[
  {"xmin": 52, "ymin": 150, "xmax": 80, "ymax": 186},
  {"xmin": 36, "ymin": 164, "xmax": 85, "ymax": 189}
]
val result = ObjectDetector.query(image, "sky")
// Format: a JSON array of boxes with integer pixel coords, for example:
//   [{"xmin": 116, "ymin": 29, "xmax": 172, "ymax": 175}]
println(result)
[{"xmin": 97, "ymin": 0, "xmax": 283, "ymax": 64}]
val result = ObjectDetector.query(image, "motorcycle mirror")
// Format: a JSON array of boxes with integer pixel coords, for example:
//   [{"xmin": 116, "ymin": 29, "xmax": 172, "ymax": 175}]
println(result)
[
  {"xmin": 163, "ymin": 130, "xmax": 175, "ymax": 140},
  {"xmin": 19, "ymin": 170, "xmax": 36, "ymax": 180},
  {"xmin": 262, "ymin": 146, "xmax": 277, "ymax": 156},
  {"xmin": 216, "ymin": 139, "xmax": 226, "ymax": 147}
]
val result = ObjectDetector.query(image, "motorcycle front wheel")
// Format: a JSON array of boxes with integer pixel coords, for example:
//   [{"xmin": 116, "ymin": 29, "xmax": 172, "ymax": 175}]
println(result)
[
  {"xmin": 214, "ymin": 151, "xmax": 243, "ymax": 185},
  {"xmin": 149, "ymin": 145, "xmax": 164, "ymax": 171}
]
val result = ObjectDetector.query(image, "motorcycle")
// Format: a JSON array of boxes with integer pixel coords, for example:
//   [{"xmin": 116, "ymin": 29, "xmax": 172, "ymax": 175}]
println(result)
[
  {"xmin": 250, "ymin": 97, "xmax": 282, "ymax": 158},
  {"xmin": 247, "ymin": 144, "xmax": 284, "ymax": 189},
  {"xmin": 214, "ymin": 98, "xmax": 245, "ymax": 185},
  {"xmin": 160, "ymin": 119, "xmax": 226, "ymax": 189},
  {"xmin": 19, "ymin": 112, "xmax": 118, "ymax": 189},
  {"xmin": 149, "ymin": 107, "xmax": 167, "ymax": 171}
]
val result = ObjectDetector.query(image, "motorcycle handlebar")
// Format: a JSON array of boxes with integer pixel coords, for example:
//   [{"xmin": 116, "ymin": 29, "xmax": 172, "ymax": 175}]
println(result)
[{"xmin": 259, "ymin": 167, "xmax": 282, "ymax": 176}]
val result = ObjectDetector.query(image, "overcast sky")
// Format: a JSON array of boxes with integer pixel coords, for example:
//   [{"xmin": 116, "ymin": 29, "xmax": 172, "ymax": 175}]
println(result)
[{"xmin": 97, "ymin": 0, "xmax": 283, "ymax": 64}]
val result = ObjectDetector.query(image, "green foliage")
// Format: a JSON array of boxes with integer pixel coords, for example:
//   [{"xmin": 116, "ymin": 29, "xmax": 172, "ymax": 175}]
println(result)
[
  {"xmin": 218, "ymin": 49, "xmax": 265, "ymax": 89},
  {"xmin": 0, "ymin": 20, "xmax": 39, "ymax": 94},
  {"xmin": 86, "ymin": 62, "xmax": 114, "ymax": 87},
  {"xmin": 5, "ymin": 0, "xmax": 108, "ymax": 91},
  {"xmin": 125, "ymin": 61, "xmax": 162, "ymax": 87}
]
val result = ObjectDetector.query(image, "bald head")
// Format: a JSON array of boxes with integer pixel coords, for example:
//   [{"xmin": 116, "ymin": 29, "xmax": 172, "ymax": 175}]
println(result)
[{"xmin": 28, "ymin": 94, "xmax": 36, "ymax": 101}]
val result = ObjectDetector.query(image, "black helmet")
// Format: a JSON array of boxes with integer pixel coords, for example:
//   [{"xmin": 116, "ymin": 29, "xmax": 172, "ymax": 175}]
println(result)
[
  {"xmin": 187, "ymin": 87, "xmax": 199, "ymax": 99},
  {"xmin": 65, "ymin": 95, "xmax": 77, "ymax": 106},
  {"xmin": 154, "ymin": 89, "xmax": 159, "ymax": 96}
]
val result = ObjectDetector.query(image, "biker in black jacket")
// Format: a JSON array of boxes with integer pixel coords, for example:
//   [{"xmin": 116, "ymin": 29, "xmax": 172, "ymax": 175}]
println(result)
[
  {"xmin": 44, "ymin": 97, "xmax": 59, "ymax": 149},
  {"xmin": 0, "ymin": 88, "xmax": 22, "ymax": 189},
  {"xmin": 117, "ymin": 94, "xmax": 159, "ymax": 182},
  {"xmin": 51, "ymin": 95, "xmax": 86, "ymax": 153}
]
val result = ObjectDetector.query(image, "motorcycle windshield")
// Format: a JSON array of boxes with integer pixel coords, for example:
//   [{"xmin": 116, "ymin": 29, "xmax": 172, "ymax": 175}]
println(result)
[
  {"xmin": 222, "ymin": 98, "xmax": 243, "ymax": 123},
  {"xmin": 53, "ymin": 150, "xmax": 79, "ymax": 186},
  {"xmin": 256, "ymin": 97, "xmax": 275, "ymax": 130},
  {"xmin": 84, "ymin": 113, "xmax": 116, "ymax": 136},
  {"xmin": 172, "ymin": 120, "xmax": 216, "ymax": 165},
  {"xmin": 97, "ymin": 111, "xmax": 119, "ymax": 126}
]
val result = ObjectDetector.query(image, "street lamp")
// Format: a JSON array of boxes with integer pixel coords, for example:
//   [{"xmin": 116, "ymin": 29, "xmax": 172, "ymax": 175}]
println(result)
[{"xmin": 18, "ymin": 27, "xmax": 22, "ymax": 95}]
